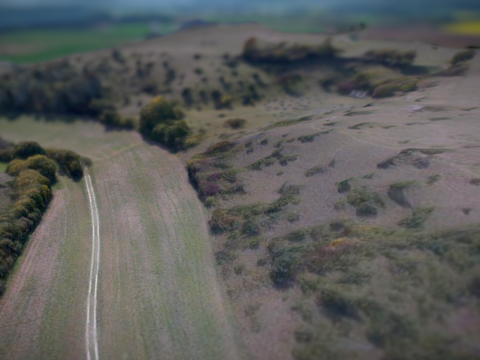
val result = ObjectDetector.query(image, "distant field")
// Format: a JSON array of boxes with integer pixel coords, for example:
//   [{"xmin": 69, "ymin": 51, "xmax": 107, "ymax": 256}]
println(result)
[
  {"xmin": 204, "ymin": 14, "xmax": 328, "ymax": 34},
  {"xmin": 0, "ymin": 22, "xmax": 178, "ymax": 64},
  {"xmin": 0, "ymin": 162, "xmax": 7, "ymax": 173},
  {"xmin": 0, "ymin": 16, "xmax": 331, "ymax": 65},
  {"xmin": 444, "ymin": 20, "xmax": 480, "ymax": 35}
]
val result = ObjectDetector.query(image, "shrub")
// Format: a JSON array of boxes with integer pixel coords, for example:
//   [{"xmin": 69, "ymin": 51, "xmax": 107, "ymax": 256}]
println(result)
[
  {"xmin": 7, "ymin": 155, "xmax": 56, "ymax": 182},
  {"xmin": 181, "ymin": 88, "xmax": 194, "ymax": 107},
  {"xmin": 205, "ymin": 141, "xmax": 236, "ymax": 154},
  {"xmin": 279, "ymin": 154, "xmax": 298, "ymax": 166},
  {"xmin": 210, "ymin": 209, "xmax": 241, "ymax": 233},
  {"xmin": 372, "ymin": 77, "xmax": 418, "ymax": 98},
  {"xmin": 337, "ymin": 178, "xmax": 352, "ymax": 193},
  {"xmin": 45, "ymin": 148, "xmax": 86, "ymax": 179},
  {"xmin": 99, "ymin": 110, "xmax": 122, "ymax": 126},
  {"xmin": 88, "ymin": 98, "xmax": 115, "ymax": 116},
  {"xmin": 450, "ymin": 49, "xmax": 475, "ymax": 65},
  {"xmin": 298, "ymin": 132, "xmax": 321, "ymax": 143},
  {"xmin": 243, "ymin": 37, "xmax": 339, "ymax": 62},
  {"xmin": 211, "ymin": 90, "xmax": 233, "ymax": 109},
  {"xmin": 242, "ymin": 218, "xmax": 261, "ymax": 237},
  {"xmin": 139, "ymin": 96, "xmax": 182, "ymax": 135},
  {"xmin": 12, "ymin": 142, "xmax": 45, "ymax": 159},
  {"xmin": 150, "ymin": 120, "xmax": 191, "ymax": 151},
  {"xmin": 271, "ymin": 252, "xmax": 296, "ymax": 286},
  {"xmin": 14, "ymin": 169, "xmax": 50, "ymax": 192},
  {"xmin": 305, "ymin": 165, "xmax": 326, "ymax": 177},
  {"xmin": 121, "ymin": 117, "xmax": 136, "ymax": 130},
  {"xmin": 364, "ymin": 49, "xmax": 416, "ymax": 66},
  {"xmin": 139, "ymin": 96, "xmax": 191, "ymax": 151},
  {"xmin": 347, "ymin": 187, "xmax": 384, "ymax": 208},
  {"xmin": 223, "ymin": 118, "xmax": 247, "ymax": 129},
  {"xmin": 398, "ymin": 206, "xmax": 434, "ymax": 229}
]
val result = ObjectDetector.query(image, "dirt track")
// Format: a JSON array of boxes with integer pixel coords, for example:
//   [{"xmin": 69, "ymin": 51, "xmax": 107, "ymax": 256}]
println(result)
[{"xmin": 0, "ymin": 126, "xmax": 243, "ymax": 359}]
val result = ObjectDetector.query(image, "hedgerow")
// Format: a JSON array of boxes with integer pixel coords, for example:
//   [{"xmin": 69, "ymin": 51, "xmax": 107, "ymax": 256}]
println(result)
[{"xmin": 0, "ymin": 142, "xmax": 89, "ymax": 296}]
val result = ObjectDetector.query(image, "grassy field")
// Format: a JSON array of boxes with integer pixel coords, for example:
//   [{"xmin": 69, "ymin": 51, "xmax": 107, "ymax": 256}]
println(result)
[
  {"xmin": 0, "ymin": 22, "xmax": 178, "ymax": 64},
  {"xmin": 0, "ymin": 162, "xmax": 7, "ymax": 172},
  {"xmin": 0, "ymin": 116, "xmax": 243, "ymax": 359}
]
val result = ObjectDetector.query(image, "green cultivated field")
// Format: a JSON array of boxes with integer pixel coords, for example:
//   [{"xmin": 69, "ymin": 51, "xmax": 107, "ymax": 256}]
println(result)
[{"xmin": 0, "ymin": 22, "xmax": 177, "ymax": 64}]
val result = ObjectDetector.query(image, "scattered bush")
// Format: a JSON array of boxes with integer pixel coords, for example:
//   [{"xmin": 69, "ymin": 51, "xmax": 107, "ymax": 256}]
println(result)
[
  {"xmin": 337, "ymin": 178, "xmax": 353, "ymax": 193},
  {"xmin": 210, "ymin": 209, "xmax": 241, "ymax": 233},
  {"xmin": 347, "ymin": 187, "xmax": 384, "ymax": 216},
  {"xmin": 364, "ymin": 49, "xmax": 416, "ymax": 67},
  {"xmin": 279, "ymin": 154, "xmax": 298, "ymax": 166},
  {"xmin": 205, "ymin": 141, "xmax": 236, "ymax": 154},
  {"xmin": 450, "ymin": 49, "xmax": 475, "ymax": 65},
  {"xmin": 243, "ymin": 37, "xmax": 339, "ymax": 62},
  {"xmin": 372, "ymin": 77, "xmax": 418, "ymax": 98},
  {"xmin": 398, "ymin": 206, "xmax": 434, "ymax": 229},
  {"xmin": 297, "ymin": 132, "xmax": 321, "ymax": 143},
  {"xmin": 211, "ymin": 90, "xmax": 233, "ymax": 109}
]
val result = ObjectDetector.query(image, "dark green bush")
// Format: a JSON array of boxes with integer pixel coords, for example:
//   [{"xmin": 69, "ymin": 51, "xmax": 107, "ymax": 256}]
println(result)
[
  {"xmin": 99, "ymin": 110, "xmax": 122, "ymax": 126},
  {"xmin": 14, "ymin": 169, "xmax": 50, "ymax": 192},
  {"xmin": 10, "ymin": 141, "xmax": 45, "ymax": 160},
  {"xmin": 150, "ymin": 121, "xmax": 191, "ymax": 151},
  {"xmin": 271, "ymin": 252, "xmax": 296, "ymax": 286},
  {"xmin": 7, "ymin": 155, "xmax": 56, "ymax": 183},
  {"xmin": 139, "ymin": 96, "xmax": 190, "ymax": 151},
  {"xmin": 224, "ymin": 118, "xmax": 247, "ymax": 129},
  {"xmin": 139, "ymin": 96, "xmax": 183, "ymax": 135},
  {"xmin": 45, "ymin": 148, "xmax": 86, "ymax": 179}
]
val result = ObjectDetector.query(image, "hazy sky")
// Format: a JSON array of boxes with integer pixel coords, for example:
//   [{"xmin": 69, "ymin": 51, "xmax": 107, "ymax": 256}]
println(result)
[{"xmin": 1, "ymin": 0, "xmax": 479, "ymax": 12}]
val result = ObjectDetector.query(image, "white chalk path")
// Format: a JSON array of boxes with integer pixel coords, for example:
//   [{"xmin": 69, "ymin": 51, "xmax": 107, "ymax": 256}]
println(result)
[{"xmin": 85, "ymin": 170, "xmax": 100, "ymax": 360}]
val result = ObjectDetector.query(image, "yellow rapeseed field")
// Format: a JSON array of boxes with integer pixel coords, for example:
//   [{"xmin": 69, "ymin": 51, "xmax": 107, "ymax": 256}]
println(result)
[{"xmin": 443, "ymin": 21, "xmax": 480, "ymax": 35}]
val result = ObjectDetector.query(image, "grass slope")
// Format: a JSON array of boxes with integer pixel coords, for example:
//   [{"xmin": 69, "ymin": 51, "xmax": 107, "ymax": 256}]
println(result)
[{"xmin": 0, "ymin": 119, "xmax": 243, "ymax": 359}]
